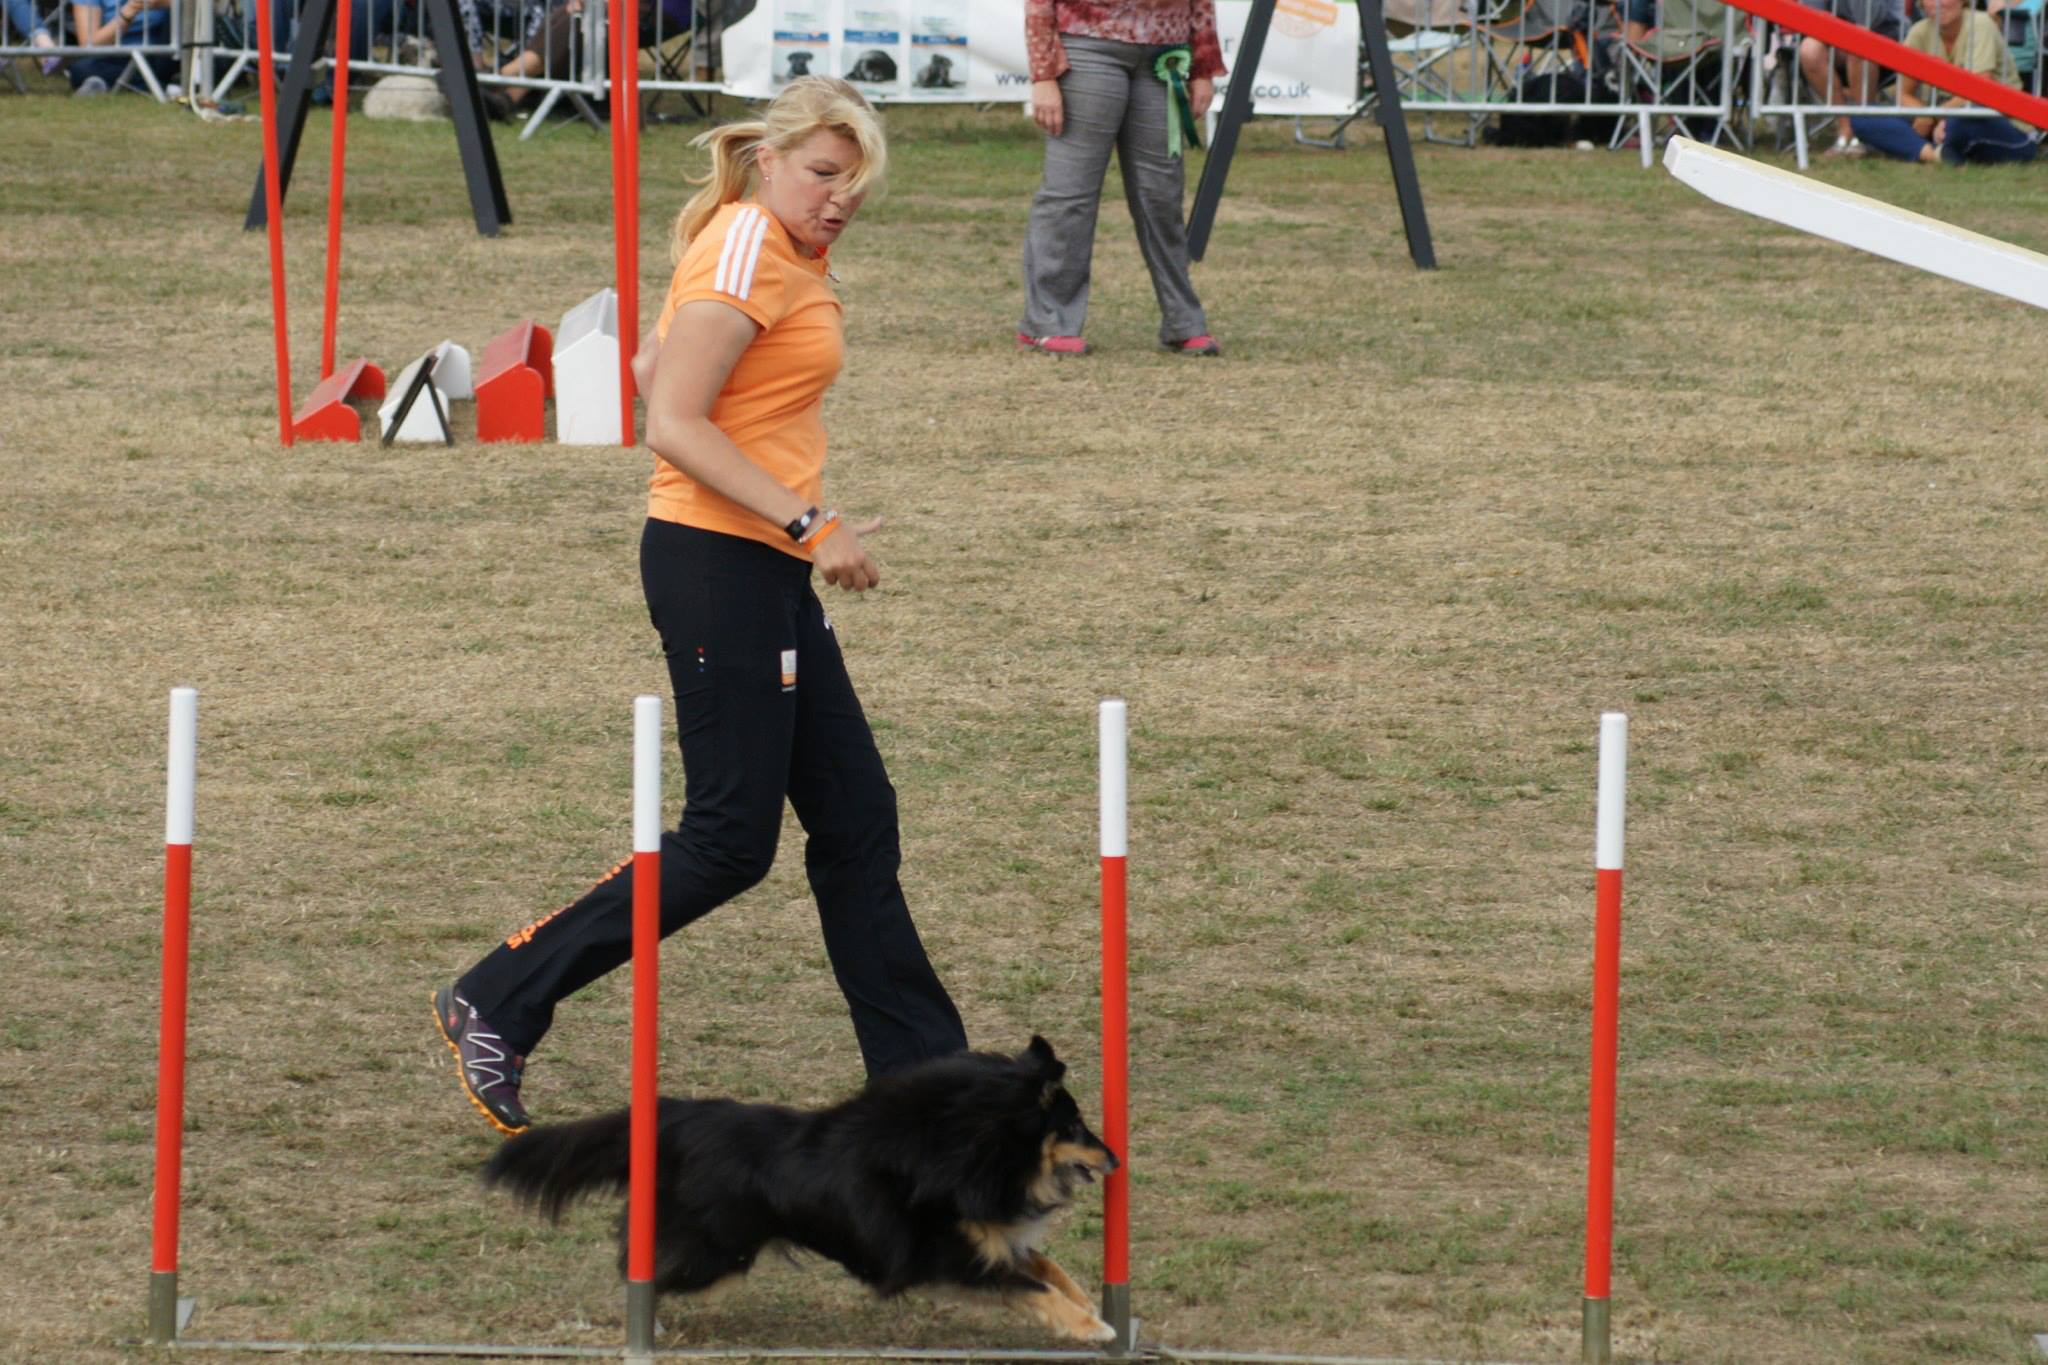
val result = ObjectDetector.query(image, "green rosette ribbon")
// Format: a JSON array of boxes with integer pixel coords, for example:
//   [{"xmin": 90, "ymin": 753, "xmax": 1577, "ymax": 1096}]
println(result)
[{"xmin": 1152, "ymin": 45, "xmax": 1202, "ymax": 158}]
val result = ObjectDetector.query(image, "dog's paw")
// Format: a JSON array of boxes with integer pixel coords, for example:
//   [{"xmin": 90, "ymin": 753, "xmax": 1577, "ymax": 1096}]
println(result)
[{"xmin": 1077, "ymin": 1315, "xmax": 1118, "ymax": 1344}]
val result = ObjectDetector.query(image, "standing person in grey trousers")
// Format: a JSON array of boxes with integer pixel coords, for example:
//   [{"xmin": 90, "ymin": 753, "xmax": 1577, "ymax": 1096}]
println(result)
[{"xmin": 1018, "ymin": 0, "xmax": 1226, "ymax": 357}]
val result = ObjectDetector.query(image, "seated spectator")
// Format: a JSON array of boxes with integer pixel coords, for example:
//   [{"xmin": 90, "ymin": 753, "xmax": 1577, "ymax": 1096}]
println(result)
[
  {"xmin": 4, "ymin": 0, "xmax": 61, "ymax": 74},
  {"xmin": 1850, "ymin": 0, "xmax": 2039, "ymax": 161},
  {"xmin": 492, "ymin": 0, "xmax": 657, "ymax": 113},
  {"xmin": 67, "ymin": 0, "xmax": 176, "ymax": 95},
  {"xmin": 1619, "ymin": 0, "xmax": 1655, "ymax": 42},
  {"xmin": 1797, "ymin": 0, "xmax": 1907, "ymax": 153}
]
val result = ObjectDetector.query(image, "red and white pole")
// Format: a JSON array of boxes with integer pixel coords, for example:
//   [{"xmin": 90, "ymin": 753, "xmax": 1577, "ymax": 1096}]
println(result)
[
  {"xmin": 149, "ymin": 687, "xmax": 197, "ymax": 1344},
  {"xmin": 1583, "ymin": 711, "xmax": 1628, "ymax": 1365},
  {"xmin": 608, "ymin": 0, "xmax": 639, "ymax": 446},
  {"xmin": 1098, "ymin": 698, "xmax": 1132, "ymax": 1354},
  {"xmin": 625, "ymin": 694, "xmax": 661, "ymax": 1362},
  {"xmin": 320, "ymin": 0, "xmax": 353, "ymax": 381},
  {"xmin": 619, "ymin": 0, "xmax": 639, "ymax": 447},
  {"xmin": 252, "ymin": 0, "xmax": 293, "ymax": 444}
]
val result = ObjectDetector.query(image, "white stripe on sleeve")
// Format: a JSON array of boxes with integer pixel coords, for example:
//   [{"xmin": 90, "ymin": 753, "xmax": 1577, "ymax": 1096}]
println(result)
[
  {"xmin": 732, "ymin": 212, "xmax": 771, "ymax": 301},
  {"xmin": 714, "ymin": 206, "xmax": 756, "ymax": 295}
]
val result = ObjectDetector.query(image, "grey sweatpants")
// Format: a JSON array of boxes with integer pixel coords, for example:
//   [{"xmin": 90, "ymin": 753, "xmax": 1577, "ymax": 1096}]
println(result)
[{"xmin": 1020, "ymin": 34, "xmax": 1209, "ymax": 345}]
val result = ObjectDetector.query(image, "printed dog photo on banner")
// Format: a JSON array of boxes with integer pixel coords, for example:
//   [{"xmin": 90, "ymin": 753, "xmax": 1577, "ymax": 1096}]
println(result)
[
  {"xmin": 912, "ymin": 0, "xmax": 969, "ymax": 88},
  {"xmin": 843, "ymin": 2, "xmax": 906, "ymax": 95},
  {"xmin": 772, "ymin": 0, "xmax": 828, "ymax": 86}
]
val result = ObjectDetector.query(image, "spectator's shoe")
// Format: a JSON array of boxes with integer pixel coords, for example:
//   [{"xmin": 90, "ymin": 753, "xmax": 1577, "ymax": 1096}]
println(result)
[
  {"xmin": 1017, "ymin": 332, "xmax": 1089, "ymax": 356},
  {"xmin": 33, "ymin": 31, "xmax": 61, "ymax": 76},
  {"xmin": 72, "ymin": 75, "xmax": 108, "ymax": 97},
  {"xmin": 481, "ymin": 88, "xmax": 514, "ymax": 122},
  {"xmin": 1823, "ymin": 135, "xmax": 1865, "ymax": 158},
  {"xmin": 433, "ymin": 985, "xmax": 530, "ymax": 1135},
  {"xmin": 1163, "ymin": 334, "xmax": 1221, "ymax": 357}
]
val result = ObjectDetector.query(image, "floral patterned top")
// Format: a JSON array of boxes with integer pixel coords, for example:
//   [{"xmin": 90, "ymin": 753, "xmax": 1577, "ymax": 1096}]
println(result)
[{"xmin": 1025, "ymin": 0, "xmax": 1229, "ymax": 82}]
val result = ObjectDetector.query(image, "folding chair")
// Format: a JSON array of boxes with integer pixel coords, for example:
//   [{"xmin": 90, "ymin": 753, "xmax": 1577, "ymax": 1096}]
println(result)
[
  {"xmin": 2001, "ymin": 0, "xmax": 2044, "ymax": 93},
  {"xmin": 1486, "ymin": 0, "xmax": 1593, "ymax": 71},
  {"xmin": 1612, "ymin": 0, "xmax": 1731, "ymax": 150},
  {"xmin": 640, "ymin": 0, "xmax": 706, "ymax": 121},
  {"xmin": 1296, "ymin": 0, "xmax": 1516, "ymax": 148}
]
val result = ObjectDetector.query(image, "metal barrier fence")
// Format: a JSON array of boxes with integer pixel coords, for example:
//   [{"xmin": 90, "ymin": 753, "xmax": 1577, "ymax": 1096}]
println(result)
[
  {"xmin": 2, "ymin": 0, "xmax": 186, "ymax": 98},
  {"xmin": 0, "ymin": 0, "xmax": 717, "ymax": 132},
  {"xmin": 1748, "ymin": 5, "xmax": 2046, "ymax": 165},
  {"xmin": 202, "ymin": 0, "xmax": 717, "ymax": 138},
  {"xmin": 1291, "ymin": 0, "xmax": 2043, "ymax": 166},
  {"xmin": 6, "ymin": 0, "xmax": 2039, "ymax": 168},
  {"xmin": 1295, "ymin": 0, "xmax": 1743, "ymax": 166}
]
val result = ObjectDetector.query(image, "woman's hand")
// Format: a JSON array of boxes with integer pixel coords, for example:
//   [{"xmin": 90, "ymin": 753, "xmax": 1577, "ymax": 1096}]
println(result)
[
  {"xmin": 1031, "ymin": 79, "xmax": 1064, "ymax": 137},
  {"xmin": 1189, "ymin": 75, "xmax": 1215, "ymax": 119},
  {"xmin": 812, "ymin": 516, "xmax": 884, "ymax": 592}
]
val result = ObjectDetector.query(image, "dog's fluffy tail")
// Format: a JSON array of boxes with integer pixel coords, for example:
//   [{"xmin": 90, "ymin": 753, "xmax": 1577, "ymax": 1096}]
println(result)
[{"xmin": 481, "ymin": 1107, "xmax": 633, "ymax": 1221}]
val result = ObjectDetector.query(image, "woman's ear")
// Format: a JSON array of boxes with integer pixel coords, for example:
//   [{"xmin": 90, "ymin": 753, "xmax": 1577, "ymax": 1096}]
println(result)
[{"xmin": 754, "ymin": 144, "xmax": 779, "ymax": 188}]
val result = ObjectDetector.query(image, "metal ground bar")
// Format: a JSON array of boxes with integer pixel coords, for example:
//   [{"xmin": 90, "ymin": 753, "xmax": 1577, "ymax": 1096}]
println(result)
[
  {"xmin": 151, "ymin": 1342, "xmax": 1539, "ymax": 1364},
  {"xmin": 160, "ymin": 1343, "xmax": 1139, "ymax": 1361},
  {"xmin": 1160, "ymin": 1351, "xmax": 1538, "ymax": 1365}
]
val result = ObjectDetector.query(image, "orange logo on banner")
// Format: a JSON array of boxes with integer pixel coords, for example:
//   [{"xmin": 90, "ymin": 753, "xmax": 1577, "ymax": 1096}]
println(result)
[{"xmin": 1276, "ymin": 0, "xmax": 1339, "ymax": 38}]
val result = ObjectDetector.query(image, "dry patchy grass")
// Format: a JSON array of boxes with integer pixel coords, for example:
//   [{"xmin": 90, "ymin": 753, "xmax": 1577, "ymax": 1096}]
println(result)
[{"xmin": 1, "ymin": 94, "xmax": 2044, "ymax": 1364}]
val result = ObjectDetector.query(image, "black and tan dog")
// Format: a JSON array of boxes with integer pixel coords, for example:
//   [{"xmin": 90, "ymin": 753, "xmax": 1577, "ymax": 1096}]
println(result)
[{"xmin": 482, "ymin": 1037, "xmax": 1121, "ymax": 1342}]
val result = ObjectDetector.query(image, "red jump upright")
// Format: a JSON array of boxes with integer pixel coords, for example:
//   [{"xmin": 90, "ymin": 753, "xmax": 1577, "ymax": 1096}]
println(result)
[
  {"xmin": 475, "ymin": 321, "xmax": 555, "ymax": 443},
  {"xmin": 291, "ymin": 357, "xmax": 388, "ymax": 443}
]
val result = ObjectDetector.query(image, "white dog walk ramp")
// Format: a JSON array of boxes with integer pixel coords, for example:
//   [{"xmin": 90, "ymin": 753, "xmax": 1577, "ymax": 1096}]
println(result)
[{"xmin": 1662, "ymin": 136, "xmax": 2048, "ymax": 312}]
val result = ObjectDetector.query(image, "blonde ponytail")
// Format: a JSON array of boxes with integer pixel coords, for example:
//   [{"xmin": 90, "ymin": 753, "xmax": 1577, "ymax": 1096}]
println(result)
[
  {"xmin": 669, "ymin": 77, "xmax": 888, "ymax": 263},
  {"xmin": 670, "ymin": 120, "xmax": 768, "ymax": 261}
]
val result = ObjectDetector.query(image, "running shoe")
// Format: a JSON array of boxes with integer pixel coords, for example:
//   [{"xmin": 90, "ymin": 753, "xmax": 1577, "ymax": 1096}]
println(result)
[
  {"xmin": 1162, "ymin": 334, "xmax": 1221, "ymax": 356},
  {"xmin": 1018, "ymin": 332, "xmax": 1090, "ymax": 355},
  {"xmin": 433, "ymin": 985, "xmax": 530, "ymax": 1135}
]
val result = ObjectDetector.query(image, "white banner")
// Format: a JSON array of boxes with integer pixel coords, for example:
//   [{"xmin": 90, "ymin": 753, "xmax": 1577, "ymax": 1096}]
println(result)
[{"xmin": 725, "ymin": 0, "xmax": 1360, "ymax": 115}]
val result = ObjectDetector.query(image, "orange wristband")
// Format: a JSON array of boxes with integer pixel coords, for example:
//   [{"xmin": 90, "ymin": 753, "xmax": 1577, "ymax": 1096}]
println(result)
[{"xmin": 806, "ymin": 516, "xmax": 842, "ymax": 549}]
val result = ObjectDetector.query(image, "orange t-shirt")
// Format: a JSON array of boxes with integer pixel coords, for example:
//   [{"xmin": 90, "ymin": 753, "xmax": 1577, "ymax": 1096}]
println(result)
[{"xmin": 647, "ymin": 200, "xmax": 844, "ymax": 559}]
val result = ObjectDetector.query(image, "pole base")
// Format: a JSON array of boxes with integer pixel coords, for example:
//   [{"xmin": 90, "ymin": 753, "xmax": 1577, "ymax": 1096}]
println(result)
[
  {"xmin": 148, "ymin": 1272, "xmax": 194, "ymax": 1343},
  {"xmin": 625, "ymin": 1279, "xmax": 656, "ymax": 1364},
  {"xmin": 1101, "ymin": 1282, "xmax": 1133, "ymax": 1358},
  {"xmin": 1582, "ymin": 1296, "xmax": 1611, "ymax": 1365}
]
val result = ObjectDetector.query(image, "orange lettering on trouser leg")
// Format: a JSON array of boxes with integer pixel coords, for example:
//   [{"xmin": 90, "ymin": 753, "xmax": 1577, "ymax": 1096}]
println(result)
[{"xmin": 505, "ymin": 858, "xmax": 632, "ymax": 948}]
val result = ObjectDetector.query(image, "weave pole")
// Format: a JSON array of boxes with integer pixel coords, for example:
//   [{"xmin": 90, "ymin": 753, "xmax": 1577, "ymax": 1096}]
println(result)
[
  {"xmin": 626, "ymin": 695, "xmax": 662, "ymax": 1362},
  {"xmin": 319, "ymin": 0, "xmax": 353, "ymax": 380},
  {"xmin": 609, "ymin": 0, "xmax": 640, "ymax": 446},
  {"xmin": 1583, "ymin": 712, "xmax": 1628, "ymax": 1365},
  {"xmin": 149, "ymin": 687, "xmax": 198, "ymax": 1344},
  {"xmin": 621, "ymin": 0, "xmax": 639, "ymax": 448},
  {"xmin": 1098, "ymin": 699, "xmax": 1132, "ymax": 1354},
  {"xmin": 251, "ymin": 0, "xmax": 293, "ymax": 445}
]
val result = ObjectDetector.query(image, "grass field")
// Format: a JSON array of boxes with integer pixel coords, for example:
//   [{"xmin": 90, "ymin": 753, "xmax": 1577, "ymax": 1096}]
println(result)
[{"xmin": 2, "ymin": 85, "xmax": 2045, "ymax": 1365}]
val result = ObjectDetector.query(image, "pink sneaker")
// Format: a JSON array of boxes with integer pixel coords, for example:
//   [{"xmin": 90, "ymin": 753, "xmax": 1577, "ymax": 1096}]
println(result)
[
  {"xmin": 1163, "ymin": 334, "xmax": 1220, "ymax": 356},
  {"xmin": 1017, "ymin": 332, "xmax": 1089, "ymax": 356}
]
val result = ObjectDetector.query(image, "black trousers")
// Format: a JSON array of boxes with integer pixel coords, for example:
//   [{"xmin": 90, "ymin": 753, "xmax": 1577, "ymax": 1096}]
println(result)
[{"xmin": 458, "ymin": 518, "xmax": 968, "ymax": 1076}]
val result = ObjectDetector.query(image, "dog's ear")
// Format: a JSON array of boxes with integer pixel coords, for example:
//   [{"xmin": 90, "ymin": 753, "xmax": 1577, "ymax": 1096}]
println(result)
[{"xmin": 1025, "ymin": 1035, "xmax": 1066, "ymax": 1088}]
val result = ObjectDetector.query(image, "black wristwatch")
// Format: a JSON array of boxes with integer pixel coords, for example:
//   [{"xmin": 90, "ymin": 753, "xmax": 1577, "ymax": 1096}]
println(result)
[{"xmin": 785, "ymin": 506, "xmax": 821, "ymax": 543}]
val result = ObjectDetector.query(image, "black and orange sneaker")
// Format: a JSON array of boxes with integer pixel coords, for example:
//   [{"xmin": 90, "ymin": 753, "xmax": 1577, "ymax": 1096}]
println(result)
[{"xmin": 433, "ymin": 985, "xmax": 531, "ymax": 1135}]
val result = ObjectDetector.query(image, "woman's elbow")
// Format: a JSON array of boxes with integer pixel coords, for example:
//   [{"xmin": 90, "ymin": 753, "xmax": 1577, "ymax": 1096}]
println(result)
[{"xmin": 644, "ymin": 412, "xmax": 703, "ymax": 472}]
